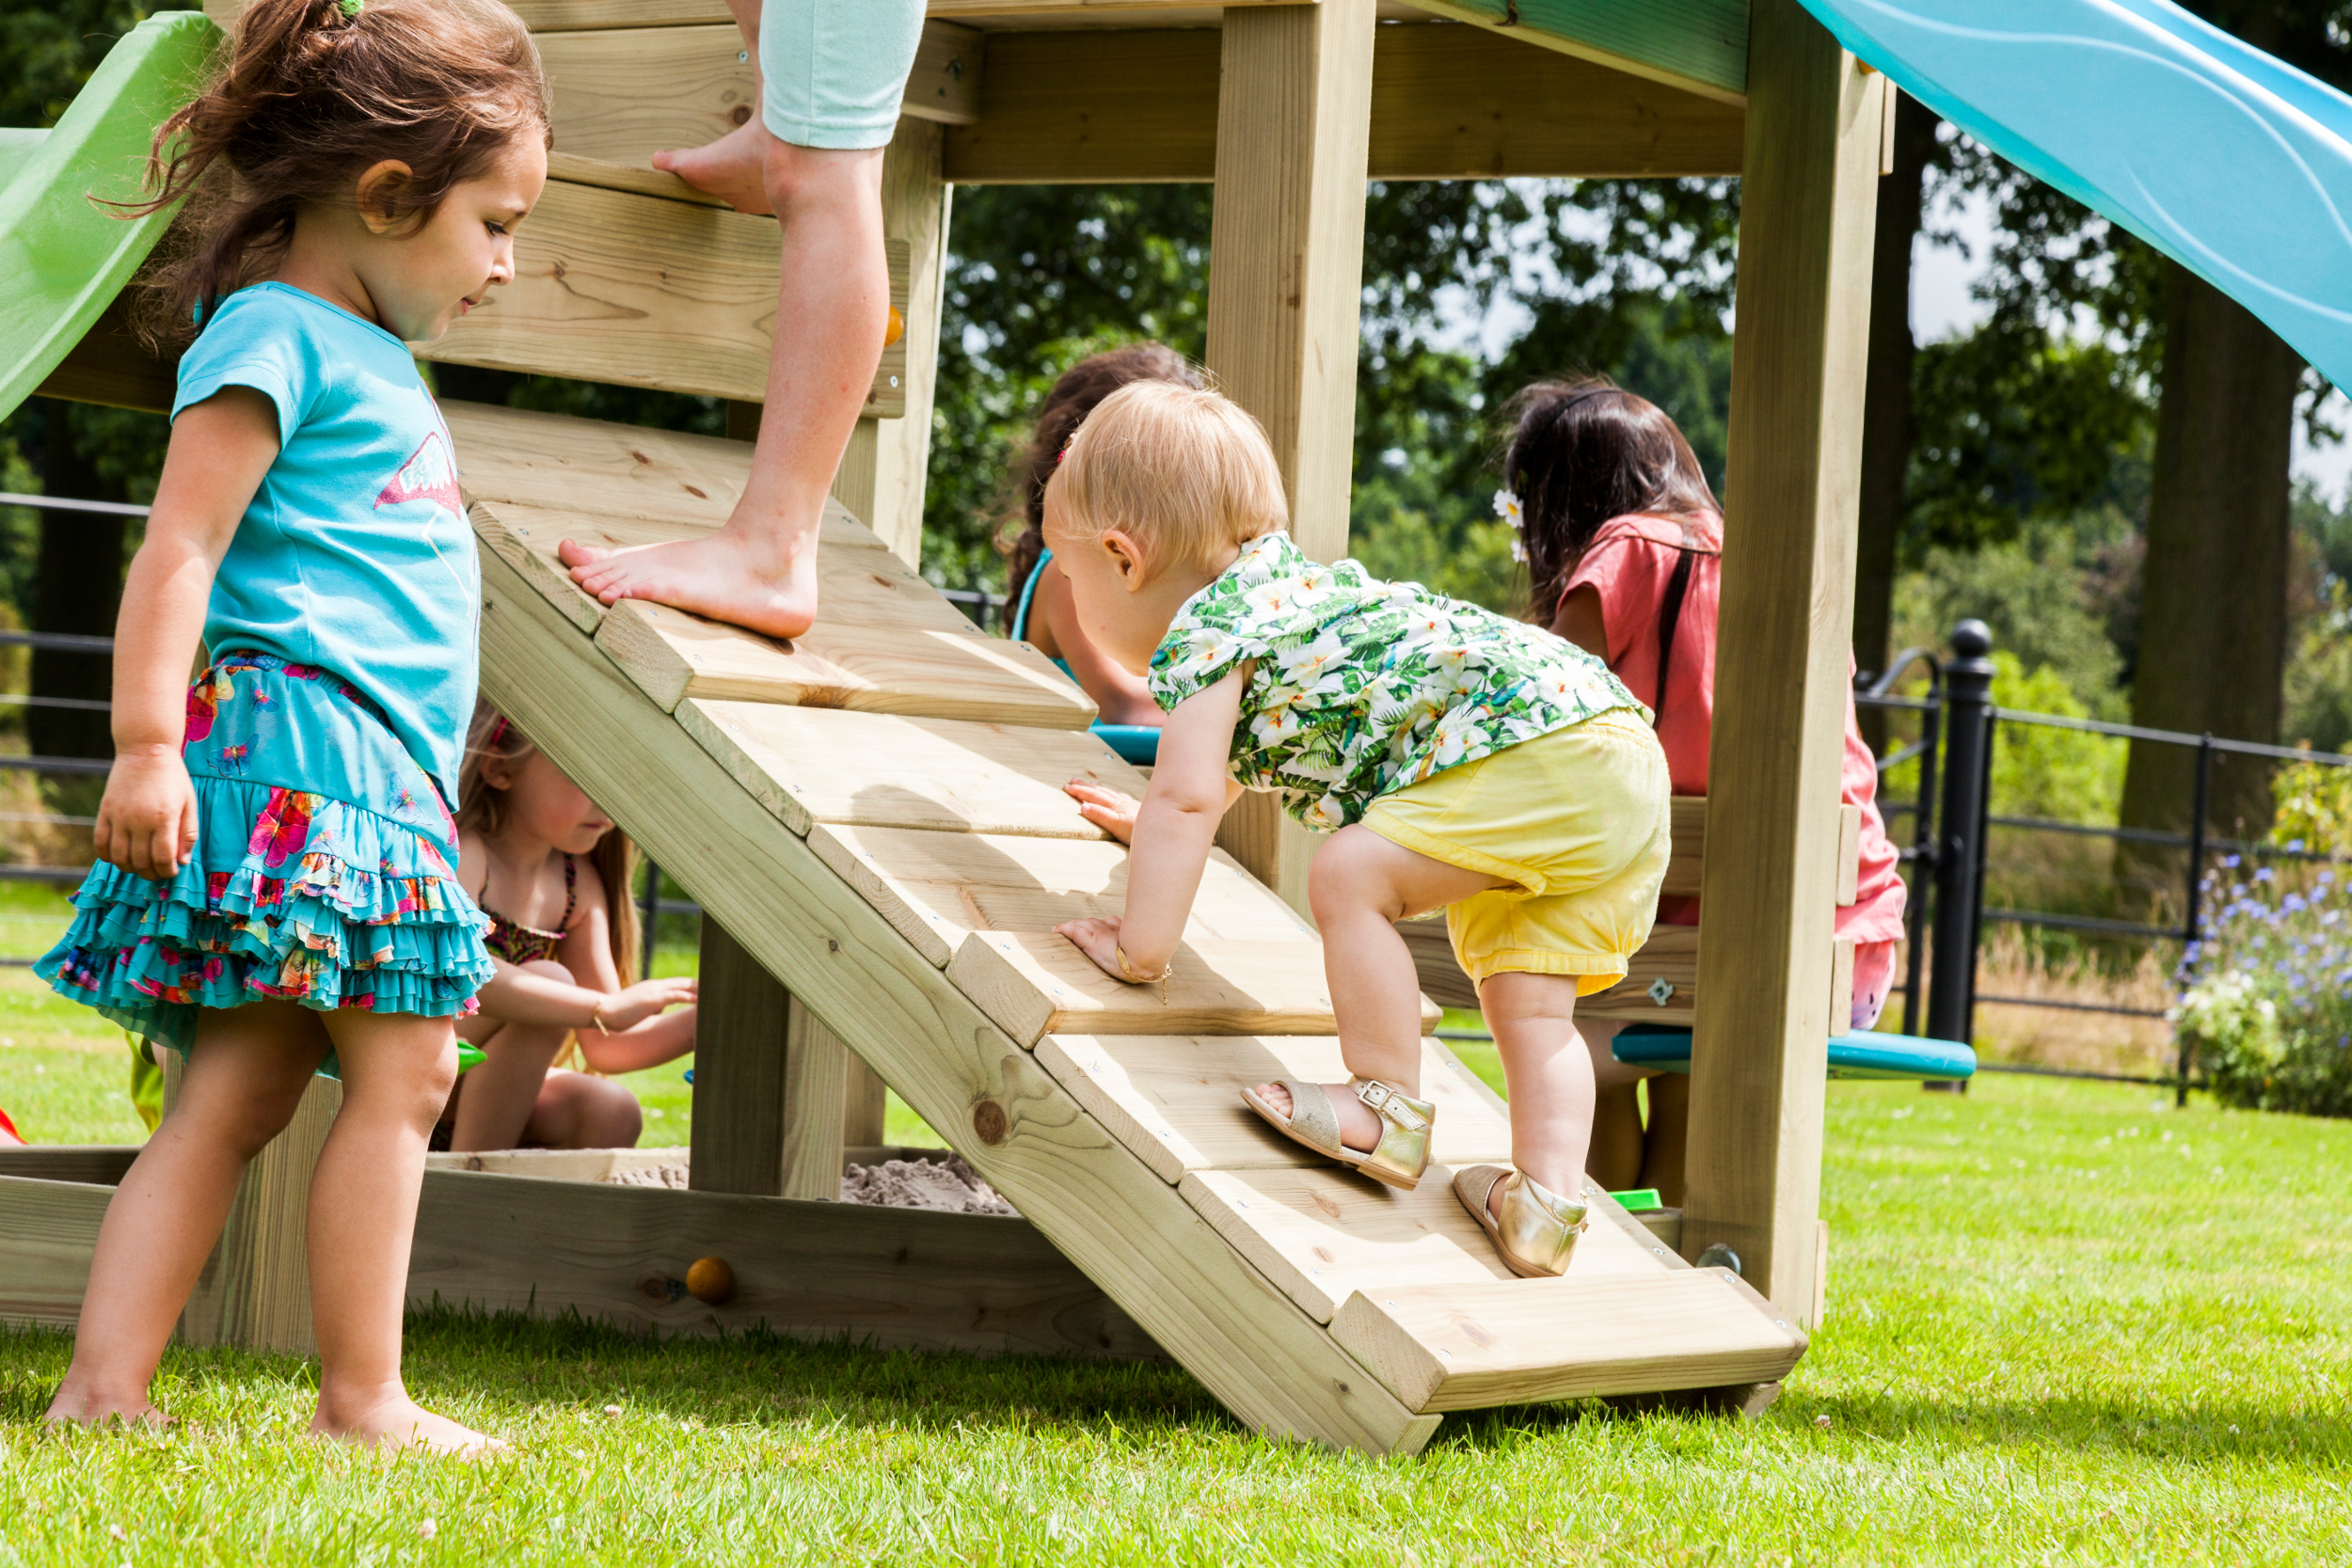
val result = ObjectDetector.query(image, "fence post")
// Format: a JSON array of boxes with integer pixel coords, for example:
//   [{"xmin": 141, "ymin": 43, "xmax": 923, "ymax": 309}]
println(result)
[
  {"xmin": 1927, "ymin": 620, "xmax": 1994, "ymax": 1067},
  {"xmin": 2176, "ymin": 734, "xmax": 2215, "ymax": 1108}
]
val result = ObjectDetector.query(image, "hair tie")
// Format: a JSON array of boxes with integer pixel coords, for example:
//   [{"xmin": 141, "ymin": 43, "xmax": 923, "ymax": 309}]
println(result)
[
  {"xmin": 485, "ymin": 714, "xmax": 510, "ymax": 750},
  {"xmin": 339, "ymin": 0, "xmax": 363, "ymax": 16}
]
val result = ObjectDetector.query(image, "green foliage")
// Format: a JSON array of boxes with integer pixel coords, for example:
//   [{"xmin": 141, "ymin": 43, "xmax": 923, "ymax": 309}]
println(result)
[
  {"xmin": 1890, "ymin": 529, "xmax": 2130, "ymax": 719},
  {"xmin": 0, "ymin": 0, "xmax": 151, "ymax": 129},
  {"xmin": 1985, "ymin": 652, "xmax": 2128, "ymax": 824},
  {"xmin": 2178, "ymin": 860, "xmax": 2352, "ymax": 1117},
  {"xmin": 2268, "ymin": 755, "xmax": 2352, "ymax": 855}
]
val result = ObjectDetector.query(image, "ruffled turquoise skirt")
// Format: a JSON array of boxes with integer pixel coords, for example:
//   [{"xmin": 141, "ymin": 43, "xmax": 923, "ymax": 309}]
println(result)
[{"xmin": 36, "ymin": 653, "xmax": 493, "ymax": 1070}]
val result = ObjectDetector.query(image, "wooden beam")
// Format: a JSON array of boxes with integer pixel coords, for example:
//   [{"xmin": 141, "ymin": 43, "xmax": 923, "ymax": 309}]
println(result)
[
  {"xmin": 464, "ymin": 1, "xmax": 1287, "ymax": 30},
  {"xmin": 476, "ymin": 542, "xmax": 1439, "ymax": 1455},
  {"xmin": 781, "ymin": 999, "xmax": 853, "ymax": 1202},
  {"xmin": 1682, "ymin": 0, "xmax": 1883, "ymax": 1324},
  {"xmin": 0, "ymin": 1146, "xmax": 139, "ymax": 1186},
  {"xmin": 1405, "ymin": 0, "xmax": 1749, "ymax": 104},
  {"xmin": 0, "ymin": 1175, "xmax": 110, "ymax": 1329},
  {"xmin": 1203, "ymin": 0, "xmax": 1375, "ymax": 912},
  {"xmin": 406, "ymin": 1170, "xmax": 1165, "ymax": 1358},
  {"xmin": 688, "ymin": 917, "xmax": 790, "ymax": 1196},
  {"xmin": 34, "ymin": 293, "xmax": 176, "ymax": 414},
  {"xmin": 945, "ymin": 24, "xmax": 1743, "ymax": 184},
  {"xmin": 180, "ymin": 1076, "xmax": 342, "ymax": 1355}
]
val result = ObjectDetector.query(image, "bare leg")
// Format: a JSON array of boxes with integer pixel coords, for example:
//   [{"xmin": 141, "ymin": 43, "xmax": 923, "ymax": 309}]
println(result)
[
  {"xmin": 45, "ymin": 1004, "xmax": 325, "ymax": 1429},
  {"xmin": 522, "ymin": 1070, "xmax": 644, "ymax": 1150},
  {"xmin": 563, "ymin": 138, "xmax": 889, "ymax": 640},
  {"xmin": 1252, "ymin": 826, "xmax": 1508, "ymax": 1152},
  {"xmin": 305, "ymin": 1007, "xmax": 494, "ymax": 1456},
  {"xmin": 1479, "ymin": 969, "xmax": 1594, "ymax": 1213},
  {"xmin": 1638, "ymin": 1072, "xmax": 1691, "ymax": 1206}
]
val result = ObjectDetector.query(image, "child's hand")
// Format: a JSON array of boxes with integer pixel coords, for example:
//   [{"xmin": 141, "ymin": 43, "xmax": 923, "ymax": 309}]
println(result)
[
  {"xmin": 594, "ymin": 975, "xmax": 698, "ymax": 1034},
  {"xmin": 1065, "ymin": 780, "xmax": 1140, "ymax": 845},
  {"xmin": 1055, "ymin": 916, "xmax": 1130, "ymax": 982},
  {"xmin": 93, "ymin": 746, "xmax": 199, "ymax": 881}
]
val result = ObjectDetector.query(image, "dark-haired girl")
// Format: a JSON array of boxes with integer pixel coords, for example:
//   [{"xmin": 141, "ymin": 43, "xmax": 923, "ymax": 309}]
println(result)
[
  {"xmin": 1000, "ymin": 343, "xmax": 1205, "ymax": 760},
  {"xmin": 1499, "ymin": 378, "xmax": 1908, "ymax": 1201},
  {"xmin": 36, "ymin": 0, "xmax": 550, "ymax": 1453}
]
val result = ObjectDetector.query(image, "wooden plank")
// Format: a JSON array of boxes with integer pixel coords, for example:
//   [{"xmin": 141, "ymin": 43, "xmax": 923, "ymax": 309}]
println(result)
[
  {"xmin": 1682, "ymin": 0, "xmax": 1883, "ymax": 1322},
  {"xmin": 1203, "ymin": 0, "xmax": 1376, "ymax": 914},
  {"xmin": 426, "ymin": 1146, "xmax": 689, "ymax": 1181},
  {"xmin": 478, "ymin": 1, "xmax": 1291, "ymax": 31},
  {"xmin": 689, "ymin": 918, "xmax": 789, "ymax": 1197},
  {"xmin": 477, "ymin": 541, "xmax": 1439, "ymax": 1455},
  {"xmin": 944, "ymin": 29, "xmax": 1220, "ymax": 183},
  {"xmin": 678, "ymin": 701, "xmax": 1137, "ymax": 838},
  {"xmin": 408, "ymin": 1169, "xmax": 1162, "ymax": 1358},
  {"xmin": 1329, "ymin": 1271, "xmax": 1808, "ymax": 1413},
  {"xmin": 1836, "ymin": 801, "xmax": 1862, "ymax": 906},
  {"xmin": 1666, "ymin": 795, "xmax": 1707, "ymax": 898},
  {"xmin": 1397, "ymin": 919, "xmax": 1701, "ymax": 1025},
  {"xmin": 449, "ymin": 401, "xmax": 755, "ymax": 527},
  {"xmin": 1829, "ymin": 937, "xmax": 1855, "ymax": 1037},
  {"xmin": 35, "ymin": 293, "xmax": 176, "ymax": 414},
  {"xmin": 181, "ymin": 1076, "xmax": 341, "ymax": 1356},
  {"xmin": 947, "ymin": 929, "xmax": 1430, "ymax": 1047},
  {"xmin": 1406, "ymin": 1, "xmax": 1749, "ymax": 104},
  {"xmin": 782, "ymin": 999, "xmax": 853, "ymax": 1202},
  {"xmin": 1184, "ymin": 1171, "xmax": 1681, "ymax": 1325},
  {"xmin": 419, "ymin": 180, "xmax": 908, "ymax": 416},
  {"xmin": 809, "ymin": 824, "xmax": 1314, "ymax": 969},
  {"xmin": 843, "ymin": 1060, "xmax": 890, "ymax": 1148},
  {"xmin": 545, "ymin": 150, "xmax": 727, "ymax": 208},
  {"xmin": 0, "ymin": 1174, "xmax": 110, "ymax": 1328},
  {"xmin": 0, "ymin": 1145, "xmax": 139, "ymax": 1186},
  {"xmin": 1034, "ymin": 1034, "xmax": 1512, "ymax": 1185}
]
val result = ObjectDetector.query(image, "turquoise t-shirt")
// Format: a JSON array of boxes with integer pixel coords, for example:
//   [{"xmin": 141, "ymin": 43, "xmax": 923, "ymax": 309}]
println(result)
[{"xmin": 172, "ymin": 283, "xmax": 479, "ymax": 806}]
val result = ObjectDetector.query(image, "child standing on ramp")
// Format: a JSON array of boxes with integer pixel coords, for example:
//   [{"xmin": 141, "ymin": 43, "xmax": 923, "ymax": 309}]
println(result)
[
  {"xmin": 1049, "ymin": 382, "xmax": 1673, "ymax": 1279},
  {"xmin": 36, "ymin": 0, "xmax": 548, "ymax": 1453}
]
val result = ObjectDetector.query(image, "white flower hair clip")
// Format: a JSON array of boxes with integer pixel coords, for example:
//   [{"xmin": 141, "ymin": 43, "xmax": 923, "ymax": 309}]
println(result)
[{"xmin": 1493, "ymin": 488, "xmax": 1527, "ymax": 562}]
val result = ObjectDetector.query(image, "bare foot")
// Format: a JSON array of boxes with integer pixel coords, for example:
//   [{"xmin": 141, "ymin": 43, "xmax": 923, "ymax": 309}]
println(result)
[
  {"xmin": 1253, "ymin": 1081, "xmax": 1382, "ymax": 1153},
  {"xmin": 44, "ymin": 1383, "xmax": 170, "ymax": 1433},
  {"xmin": 652, "ymin": 119, "xmax": 775, "ymax": 215},
  {"xmin": 560, "ymin": 527, "xmax": 819, "ymax": 642},
  {"xmin": 313, "ymin": 1393, "xmax": 504, "ymax": 1459}
]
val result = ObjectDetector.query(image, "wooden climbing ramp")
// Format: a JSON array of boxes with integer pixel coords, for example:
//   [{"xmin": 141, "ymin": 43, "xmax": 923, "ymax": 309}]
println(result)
[{"xmin": 459, "ymin": 403, "xmax": 1808, "ymax": 1455}]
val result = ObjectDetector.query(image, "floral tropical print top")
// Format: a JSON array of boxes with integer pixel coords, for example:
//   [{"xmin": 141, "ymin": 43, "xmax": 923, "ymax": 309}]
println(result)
[{"xmin": 1147, "ymin": 531, "xmax": 1647, "ymax": 830}]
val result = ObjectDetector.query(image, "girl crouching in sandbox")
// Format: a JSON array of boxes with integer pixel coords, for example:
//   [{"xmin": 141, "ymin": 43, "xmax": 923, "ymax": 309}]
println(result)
[
  {"xmin": 442, "ymin": 706, "xmax": 696, "ymax": 1151},
  {"xmin": 1048, "ymin": 382, "xmax": 1672, "ymax": 1277}
]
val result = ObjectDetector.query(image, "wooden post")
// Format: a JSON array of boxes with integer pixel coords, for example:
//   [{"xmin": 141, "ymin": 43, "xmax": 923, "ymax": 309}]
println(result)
[
  {"xmin": 687, "ymin": 918, "xmax": 790, "ymax": 1196},
  {"xmin": 178, "ymin": 1069, "xmax": 342, "ymax": 1355},
  {"xmin": 780, "ymin": 999, "xmax": 850, "ymax": 1200},
  {"xmin": 830, "ymin": 116, "xmax": 951, "ymax": 570},
  {"xmin": 1202, "ymin": 0, "xmax": 1376, "ymax": 913},
  {"xmin": 1681, "ymin": 0, "xmax": 1883, "ymax": 1324}
]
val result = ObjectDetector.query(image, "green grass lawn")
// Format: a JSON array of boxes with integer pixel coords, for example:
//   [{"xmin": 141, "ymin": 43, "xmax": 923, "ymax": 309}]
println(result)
[{"xmin": 5, "ymin": 886, "xmax": 2348, "ymax": 1560}]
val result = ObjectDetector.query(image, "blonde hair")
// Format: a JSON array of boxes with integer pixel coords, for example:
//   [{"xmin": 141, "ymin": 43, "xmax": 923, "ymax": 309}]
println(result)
[
  {"xmin": 1049, "ymin": 380, "xmax": 1288, "ymax": 575},
  {"xmin": 458, "ymin": 702, "xmax": 640, "ymax": 988}
]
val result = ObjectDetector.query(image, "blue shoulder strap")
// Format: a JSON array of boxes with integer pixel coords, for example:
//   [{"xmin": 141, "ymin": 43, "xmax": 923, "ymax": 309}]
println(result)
[{"xmin": 1009, "ymin": 546, "xmax": 1052, "ymax": 644}]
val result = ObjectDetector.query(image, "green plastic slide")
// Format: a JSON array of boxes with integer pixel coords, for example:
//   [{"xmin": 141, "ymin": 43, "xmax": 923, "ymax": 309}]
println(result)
[{"xmin": 0, "ymin": 10, "xmax": 220, "ymax": 423}]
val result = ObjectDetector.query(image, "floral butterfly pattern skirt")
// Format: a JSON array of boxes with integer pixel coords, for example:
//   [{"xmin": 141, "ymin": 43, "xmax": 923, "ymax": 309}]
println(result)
[{"xmin": 36, "ymin": 652, "xmax": 493, "ymax": 1072}]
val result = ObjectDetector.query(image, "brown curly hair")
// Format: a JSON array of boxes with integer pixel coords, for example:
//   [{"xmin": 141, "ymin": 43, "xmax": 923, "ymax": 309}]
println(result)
[
  {"xmin": 997, "ymin": 342, "xmax": 1205, "ymax": 633},
  {"xmin": 121, "ymin": 0, "xmax": 550, "ymax": 347}
]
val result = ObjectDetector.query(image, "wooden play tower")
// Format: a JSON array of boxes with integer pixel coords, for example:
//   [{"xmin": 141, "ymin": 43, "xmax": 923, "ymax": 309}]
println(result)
[{"xmin": 1, "ymin": 0, "xmax": 1884, "ymax": 1456}]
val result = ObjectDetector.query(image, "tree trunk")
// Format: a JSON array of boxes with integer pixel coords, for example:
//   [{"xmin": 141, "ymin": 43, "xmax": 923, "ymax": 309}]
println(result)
[
  {"xmin": 1853, "ymin": 92, "xmax": 1938, "ymax": 687},
  {"xmin": 2117, "ymin": 264, "xmax": 2300, "ymax": 895},
  {"xmin": 30, "ymin": 398, "xmax": 126, "ymax": 762}
]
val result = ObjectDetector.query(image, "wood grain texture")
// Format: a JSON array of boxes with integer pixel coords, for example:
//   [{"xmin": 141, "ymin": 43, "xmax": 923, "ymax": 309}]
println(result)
[
  {"xmin": 544, "ymin": 151, "xmax": 727, "ymax": 208},
  {"xmin": 181, "ymin": 1076, "xmax": 341, "ymax": 1355},
  {"xmin": 477, "ymin": 541, "xmax": 1438, "ymax": 1455},
  {"xmin": 0, "ymin": 1146, "xmax": 139, "ymax": 1186},
  {"xmin": 1836, "ymin": 801, "xmax": 1862, "ymax": 906},
  {"xmin": 1329, "ymin": 1270, "xmax": 1808, "ymax": 1413},
  {"xmin": 783, "ymin": 1000, "xmax": 853, "ymax": 1202},
  {"xmin": 408, "ymin": 1169, "xmax": 1162, "ymax": 1357},
  {"xmin": 1203, "ymin": 0, "xmax": 1375, "ymax": 911},
  {"xmin": 1034, "ymin": 1035, "xmax": 1511, "ymax": 1185},
  {"xmin": 419, "ymin": 181, "xmax": 909, "ymax": 415},
  {"xmin": 36, "ymin": 293, "xmax": 177, "ymax": 414},
  {"xmin": 478, "ymin": 0, "xmax": 1294, "ymax": 30},
  {"xmin": 678, "ymin": 701, "xmax": 1136, "ymax": 838},
  {"xmin": 450, "ymin": 400, "xmax": 755, "ymax": 525},
  {"xmin": 1683, "ymin": 0, "xmax": 1883, "ymax": 1322},
  {"xmin": 1406, "ymin": 0, "xmax": 1749, "ymax": 103},
  {"xmin": 810, "ymin": 825, "xmax": 1315, "ymax": 969},
  {"xmin": 0, "ymin": 1175, "xmax": 109, "ymax": 1327},
  {"xmin": 426, "ymin": 1146, "xmax": 689, "ymax": 1181},
  {"xmin": 1395, "ymin": 919, "xmax": 1700, "ymax": 1025},
  {"xmin": 689, "ymin": 919, "xmax": 790, "ymax": 1197}
]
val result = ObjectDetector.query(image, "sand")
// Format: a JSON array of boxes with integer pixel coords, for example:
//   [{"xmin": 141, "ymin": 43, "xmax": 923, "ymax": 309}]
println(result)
[{"xmin": 840, "ymin": 1153, "xmax": 1017, "ymax": 1215}]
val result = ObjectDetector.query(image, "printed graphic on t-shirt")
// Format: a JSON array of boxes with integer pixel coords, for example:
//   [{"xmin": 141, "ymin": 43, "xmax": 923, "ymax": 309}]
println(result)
[{"xmin": 375, "ymin": 427, "xmax": 464, "ymax": 522}]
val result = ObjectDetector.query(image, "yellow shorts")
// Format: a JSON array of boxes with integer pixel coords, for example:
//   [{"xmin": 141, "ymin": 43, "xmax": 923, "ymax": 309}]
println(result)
[{"xmin": 1362, "ymin": 708, "xmax": 1671, "ymax": 993}]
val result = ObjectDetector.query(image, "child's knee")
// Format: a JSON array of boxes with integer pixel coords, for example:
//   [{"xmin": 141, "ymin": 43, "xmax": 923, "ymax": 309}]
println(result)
[{"xmin": 1307, "ymin": 828, "xmax": 1391, "ymax": 920}]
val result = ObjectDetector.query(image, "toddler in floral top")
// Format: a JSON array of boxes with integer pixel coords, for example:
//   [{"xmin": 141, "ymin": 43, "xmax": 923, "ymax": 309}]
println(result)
[{"xmin": 1050, "ymin": 382, "xmax": 1674, "ymax": 1277}]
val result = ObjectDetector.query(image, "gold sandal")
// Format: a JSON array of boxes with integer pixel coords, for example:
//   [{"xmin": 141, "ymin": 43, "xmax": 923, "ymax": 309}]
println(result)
[
  {"xmin": 1454, "ymin": 1164, "xmax": 1589, "ymax": 1277},
  {"xmin": 1240, "ymin": 1076, "xmax": 1434, "ymax": 1191}
]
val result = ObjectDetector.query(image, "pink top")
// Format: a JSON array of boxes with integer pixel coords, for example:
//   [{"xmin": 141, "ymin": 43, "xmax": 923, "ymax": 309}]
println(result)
[{"xmin": 1563, "ymin": 512, "xmax": 1908, "ymax": 944}]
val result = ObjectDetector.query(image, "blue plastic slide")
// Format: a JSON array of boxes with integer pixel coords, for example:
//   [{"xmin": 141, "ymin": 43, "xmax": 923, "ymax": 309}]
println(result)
[{"xmin": 1798, "ymin": 0, "xmax": 2352, "ymax": 390}]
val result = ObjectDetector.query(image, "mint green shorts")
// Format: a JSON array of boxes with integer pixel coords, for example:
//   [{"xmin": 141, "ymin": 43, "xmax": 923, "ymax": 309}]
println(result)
[{"xmin": 762, "ymin": 0, "xmax": 925, "ymax": 151}]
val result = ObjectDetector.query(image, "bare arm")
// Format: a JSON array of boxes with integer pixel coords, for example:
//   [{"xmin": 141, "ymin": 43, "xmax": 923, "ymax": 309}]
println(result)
[
  {"xmin": 1036, "ymin": 565, "xmax": 1167, "ymax": 727},
  {"xmin": 555, "ymin": 867, "xmax": 697, "ymax": 1072},
  {"xmin": 1549, "ymin": 583, "xmax": 1608, "ymax": 660},
  {"xmin": 1057, "ymin": 666, "xmax": 1248, "ymax": 980},
  {"xmin": 95, "ymin": 388, "xmax": 278, "ymax": 880}
]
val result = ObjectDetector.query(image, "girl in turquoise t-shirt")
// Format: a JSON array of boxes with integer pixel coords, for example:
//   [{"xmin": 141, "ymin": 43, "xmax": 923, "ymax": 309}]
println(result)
[{"xmin": 36, "ymin": 0, "xmax": 550, "ymax": 1456}]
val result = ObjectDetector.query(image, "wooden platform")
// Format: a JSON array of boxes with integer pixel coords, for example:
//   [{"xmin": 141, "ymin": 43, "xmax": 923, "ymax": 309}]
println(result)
[{"xmin": 465, "ymin": 404, "xmax": 1808, "ymax": 1455}]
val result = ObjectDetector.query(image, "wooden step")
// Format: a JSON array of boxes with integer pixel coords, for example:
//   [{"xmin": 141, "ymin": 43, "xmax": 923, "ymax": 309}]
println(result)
[
  {"xmin": 1330, "ymin": 1272, "xmax": 1808, "ymax": 1413},
  {"xmin": 1033, "ymin": 1034, "xmax": 1513, "ymax": 1184},
  {"xmin": 450, "ymin": 400, "xmax": 752, "ymax": 526},
  {"xmin": 683, "ymin": 702, "xmax": 1139, "ymax": 837},
  {"xmin": 421, "ymin": 177, "xmax": 908, "ymax": 411},
  {"xmin": 813, "ymin": 825, "xmax": 1312, "ymax": 968}
]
